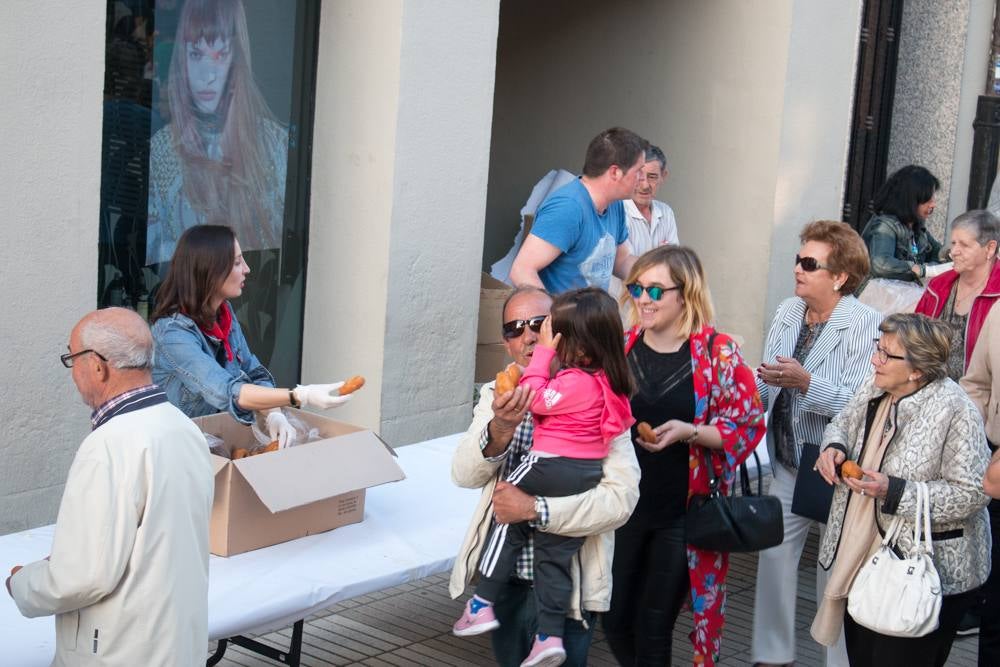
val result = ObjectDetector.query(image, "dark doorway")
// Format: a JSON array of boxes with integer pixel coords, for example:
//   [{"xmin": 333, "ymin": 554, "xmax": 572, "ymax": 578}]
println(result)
[{"xmin": 842, "ymin": 0, "xmax": 905, "ymax": 230}]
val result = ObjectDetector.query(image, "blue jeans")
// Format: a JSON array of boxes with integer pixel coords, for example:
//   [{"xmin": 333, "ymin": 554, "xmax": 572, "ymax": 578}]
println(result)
[{"xmin": 490, "ymin": 578, "xmax": 595, "ymax": 667}]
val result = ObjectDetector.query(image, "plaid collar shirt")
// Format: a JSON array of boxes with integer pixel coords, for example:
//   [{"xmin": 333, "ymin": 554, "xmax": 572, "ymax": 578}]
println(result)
[{"xmin": 479, "ymin": 412, "xmax": 549, "ymax": 581}]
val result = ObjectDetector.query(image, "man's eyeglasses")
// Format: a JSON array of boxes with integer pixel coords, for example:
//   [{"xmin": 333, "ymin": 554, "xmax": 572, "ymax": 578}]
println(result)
[
  {"xmin": 872, "ymin": 339, "xmax": 906, "ymax": 364},
  {"xmin": 795, "ymin": 255, "xmax": 833, "ymax": 272},
  {"xmin": 502, "ymin": 316, "xmax": 546, "ymax": 340},
  {"xmin": 60, "ymin": 349, "xmax": 108, "ymax": 368},
  {"xmin": 625, "ymin": 283, "xmax": 681, "ymax": 301}
]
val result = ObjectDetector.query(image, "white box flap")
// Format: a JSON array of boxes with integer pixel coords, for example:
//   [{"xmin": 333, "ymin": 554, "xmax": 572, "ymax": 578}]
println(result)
[
  {"xmin": 210, "ymin": 454, "xmax": 229, "ymax": 477},
  {"xmin": 232, "ymin": 430, "xmax": 405, "ymax": 513}
]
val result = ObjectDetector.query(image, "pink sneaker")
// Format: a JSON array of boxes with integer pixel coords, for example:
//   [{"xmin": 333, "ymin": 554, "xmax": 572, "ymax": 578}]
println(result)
[
  {"xmin": 452, "ymin": 597, "xmax": 499, "ymax": 637},
  {"xmin": 520, "ymin": 634, "xmax": 566, "ymax": 667}
]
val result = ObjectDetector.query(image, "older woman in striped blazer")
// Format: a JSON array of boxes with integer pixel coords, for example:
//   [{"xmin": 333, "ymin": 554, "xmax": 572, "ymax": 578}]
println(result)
[{"xmin": 751, "ymin": 221, "xmax": 883, "ymax": 667}]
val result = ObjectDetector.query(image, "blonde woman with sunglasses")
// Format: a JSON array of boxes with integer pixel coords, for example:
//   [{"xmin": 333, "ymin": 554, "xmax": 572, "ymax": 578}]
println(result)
[
  {"xmin": 603, "ymin": 245, "xmax": 764, "ymax": 666},
  {"xmin": 751, "ymin": 221, "xmax": 882, "ymax": 667}
]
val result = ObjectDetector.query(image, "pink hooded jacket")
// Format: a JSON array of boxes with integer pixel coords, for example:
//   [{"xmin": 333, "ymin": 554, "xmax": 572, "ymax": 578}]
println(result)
[{"xmin": 519, "ymin": 345, "xmax": 634, "ymax": 459}]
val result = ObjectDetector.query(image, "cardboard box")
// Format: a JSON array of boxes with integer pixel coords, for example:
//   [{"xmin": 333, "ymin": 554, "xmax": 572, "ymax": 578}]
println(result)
[
  {"xmin": 475, "ymin": 342, "xmax": 512, "ymax": 383},
  {"xmin": 195, "ymin": 409, "xmax": 405, "ymax": 557},
  {"xmin": 477, "ymin": 272, "xmax": 513, "ymax": 345}
]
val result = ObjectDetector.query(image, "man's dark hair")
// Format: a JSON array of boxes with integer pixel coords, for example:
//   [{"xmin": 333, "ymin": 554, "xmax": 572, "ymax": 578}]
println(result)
[
  {"xmin": 872, "ymin": 165, "xmax": 940, "ymax": 228},
  {"xmin": 582, "ymin": 127, "xmax": 647, "ymax": 178}
]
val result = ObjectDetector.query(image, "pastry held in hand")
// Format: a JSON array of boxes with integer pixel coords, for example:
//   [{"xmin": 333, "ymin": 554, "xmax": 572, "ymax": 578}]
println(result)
[
  {"xmin": 494, "ymin": 363, "xmax": 522, "ymax": 395},
  {"xmin": 339, "ymin": 375, "xmax": 366, "ymax": 396},
  {"xmin": 841, "ymin": 460, "xmax": 864, "ymax": 480},
  {"xmin": 636, "ymin": 421, "xmax": 657, "ymax": 443}
]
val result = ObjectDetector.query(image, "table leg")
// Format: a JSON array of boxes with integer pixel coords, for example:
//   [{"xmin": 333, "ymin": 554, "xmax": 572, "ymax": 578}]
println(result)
[
  {"xmin": 223, "ymin": 619, "xmax": 304, "ymax": 666},
  {"xmin": 206, "ymin": 639, "xmax": 228, "ymax": 666}
]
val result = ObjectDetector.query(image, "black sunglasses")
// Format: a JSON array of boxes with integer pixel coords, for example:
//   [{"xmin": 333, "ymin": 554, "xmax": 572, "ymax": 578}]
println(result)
[
  {"xmin": 502, "ymin": 316, "xmax": 546, "ymax": 340},
  {"xmin": 795, "ymin": 254, "xmax": 832, "ymax": 272},
  {"xmin": 625, "ymin": 283, "xmax": 680, "ymax": 301},
  {"xmin": 60, "ymin": 349, "xmax": 108, "ymax": 368}
]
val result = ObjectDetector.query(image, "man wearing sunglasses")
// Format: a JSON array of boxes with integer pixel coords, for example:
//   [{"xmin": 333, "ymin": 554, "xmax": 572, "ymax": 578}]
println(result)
[
  {"xmin": 510, "ymin": 127, "xmax": 646, "ymax": 294},
  {"xmin": 449, "ymin": 287, "xmax": 640, "ymax": 666},
  {"xmin": 7, "ymin": 308, "xmax": 214, "ymax": 666}
]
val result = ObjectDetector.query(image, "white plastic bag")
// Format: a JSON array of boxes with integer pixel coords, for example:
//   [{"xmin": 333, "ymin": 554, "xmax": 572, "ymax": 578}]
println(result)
[{"xmin": 857, "ymin": 278, "xmax": 925, "ymax": 314}]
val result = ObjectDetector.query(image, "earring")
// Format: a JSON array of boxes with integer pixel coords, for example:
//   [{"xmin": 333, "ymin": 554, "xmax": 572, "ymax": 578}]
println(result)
[{"xmin": 833, "ymin": 283, "xmax": 841, "ymax": 291}]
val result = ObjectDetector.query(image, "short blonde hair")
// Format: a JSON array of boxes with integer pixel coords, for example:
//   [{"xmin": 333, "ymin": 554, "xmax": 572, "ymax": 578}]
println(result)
[
  {"xmin": 622, "ymin": 246, "xmax": 714, "ymax": 337},
  {"xmin": 879, "ymin": 313, "xmax": 951, "ymax": 383}
]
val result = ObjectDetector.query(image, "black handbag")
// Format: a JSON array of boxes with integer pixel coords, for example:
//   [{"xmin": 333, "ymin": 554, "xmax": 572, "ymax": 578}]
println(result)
[
  {"xmin": 685, "ymin": 448, "xmax": 784, "ymax": 552},
  {"xmin": 791, "ymin": 443, "xmax": 834, "ymax": 523}
]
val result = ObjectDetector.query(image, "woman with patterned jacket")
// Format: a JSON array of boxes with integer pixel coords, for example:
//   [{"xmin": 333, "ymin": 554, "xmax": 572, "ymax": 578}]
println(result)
[
  {"xmin": 751, "ymin": 221, "xmax": 881, "ymax": 667},
  {"xmin": 603, "ymin": 245, "xmax": 765, "ymax": 666},
  {"xmin": 813, "ymin": 313, "xmax": 990, "ymax": 666}
]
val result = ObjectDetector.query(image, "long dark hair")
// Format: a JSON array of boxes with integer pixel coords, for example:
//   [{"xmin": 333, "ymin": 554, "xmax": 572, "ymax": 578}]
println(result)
[
  {"xmin": 152, "ymin": 225, "xmax": 236, "ymax": 327},
  {"xmin": 872, "ymin": 165, "xmax": 939, "ymax": 228},
  {"xmin": 550, "ymin": 287, "xmax": 634, "ymax": 396}
]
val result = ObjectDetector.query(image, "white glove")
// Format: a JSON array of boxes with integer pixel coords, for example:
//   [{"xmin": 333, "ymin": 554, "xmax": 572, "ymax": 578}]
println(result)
[
  {"xmin": 292, "ymin": 383, "xmax": 352, "ymax": 410},
  {"xmin": 266, "ymin": 411, "xmax": 297, "ymax": 449}
]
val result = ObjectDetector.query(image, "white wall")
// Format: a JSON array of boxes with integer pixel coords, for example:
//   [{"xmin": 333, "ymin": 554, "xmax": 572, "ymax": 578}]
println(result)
[
  {"xmin": 303, "ymin": 0, "xmax": 500, "ymax": 445},
  {"xmin": 763, "ymin": 1, "xmax": 865, "ymax": 339},
  {"xmin": 484, "ymin": 0, "xmax": 797, "ymax": 361},
  {"xmin": 0, "ymin": 1, "xmax": 105, "ymax": 532},
  {"xmin": 947, "ymin": 0, "xmax": 995, "ymax": 223}
]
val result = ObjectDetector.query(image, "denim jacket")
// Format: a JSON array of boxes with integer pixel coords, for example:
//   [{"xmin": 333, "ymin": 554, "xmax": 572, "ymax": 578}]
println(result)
[
  {"xmin": 860, "ymin": 213, "xmax": 942, "ymax": 283},
  {"xmin": 151, "ymin": 306, "xmax": 275, "ymax": 424}
]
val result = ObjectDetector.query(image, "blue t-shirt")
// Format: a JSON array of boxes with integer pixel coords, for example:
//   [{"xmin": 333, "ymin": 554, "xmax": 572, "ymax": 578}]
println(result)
[{"xmin": 531, "ymin": 179, "xmax": 628, "ymax": 293}]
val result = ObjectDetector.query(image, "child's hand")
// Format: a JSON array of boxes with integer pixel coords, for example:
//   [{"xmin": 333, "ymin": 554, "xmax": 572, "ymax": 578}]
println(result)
[{"xmin": 539, "ymin": 315, "xmax": 561, "ymax": 350}]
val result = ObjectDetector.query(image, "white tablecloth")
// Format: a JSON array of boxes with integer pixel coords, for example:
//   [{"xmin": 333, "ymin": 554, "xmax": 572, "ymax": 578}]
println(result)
[{"xmin": 0, "ymin": 433, "xmax": 477, "ymax": 665}]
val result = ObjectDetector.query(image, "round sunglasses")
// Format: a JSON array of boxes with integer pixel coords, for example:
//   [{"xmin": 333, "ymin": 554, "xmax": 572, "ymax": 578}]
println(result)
[{"xmin": 625, "ymin": 283, "xmax": 681, "ymax": 301}]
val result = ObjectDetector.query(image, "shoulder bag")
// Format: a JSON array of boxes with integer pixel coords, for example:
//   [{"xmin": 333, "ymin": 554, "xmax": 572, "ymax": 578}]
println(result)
[
  {"xmin": 684, "ymin": 331, "xmax": 783, "ymax": 552},
  {"xmin": 685, "ymin": 448, "xmax": 784, "ymax": 552},
  {"xmin": 847, "ymin": 481, "xmax": 942, "ymax": 637}
]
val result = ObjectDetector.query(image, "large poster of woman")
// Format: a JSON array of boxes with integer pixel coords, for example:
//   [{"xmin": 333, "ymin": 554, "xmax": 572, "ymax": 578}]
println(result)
[{"xmin": 146, "ymin": 0, "xmax": 288, "ymax": 265}]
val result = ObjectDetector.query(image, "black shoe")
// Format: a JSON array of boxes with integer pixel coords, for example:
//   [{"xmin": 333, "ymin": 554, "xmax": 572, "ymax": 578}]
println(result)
[{"xmin": 956, "ymin": 610, "xmax": 980, "ymax": 636}]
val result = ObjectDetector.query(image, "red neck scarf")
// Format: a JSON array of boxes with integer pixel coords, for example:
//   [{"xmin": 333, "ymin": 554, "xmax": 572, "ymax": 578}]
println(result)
[{"xmin": 199, "ymin": 302, "xmax": 234, "ymax": 362}]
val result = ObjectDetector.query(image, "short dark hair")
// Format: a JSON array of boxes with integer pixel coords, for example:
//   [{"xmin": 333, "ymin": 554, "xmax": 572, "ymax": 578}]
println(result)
[
  {"xmin": 872, "ymin": 165, "xmax": 940, "ymax": 228},
  {"xmin": 645, "ymin": 145, "xmax": 667, "ymax": 171},
  {"xmin": 800, "ymin": 220, "xmax": 871, "ymax": 294},
  {"xmin": 550, "ymin": 287, "xmax": 634, "ymax": 397},
  {"xmin": 582, "ymin": 127, "xmax": 647, "ymax": 178},
  {"xmin": 152, "ymin": 225, "xmax": 236, "ymax": 327}
]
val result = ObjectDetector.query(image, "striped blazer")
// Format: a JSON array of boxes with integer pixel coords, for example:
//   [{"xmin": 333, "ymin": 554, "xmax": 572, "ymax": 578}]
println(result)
[{"xmin": 757, "ymin": 295, "xmax": 883, "ymax": 465}]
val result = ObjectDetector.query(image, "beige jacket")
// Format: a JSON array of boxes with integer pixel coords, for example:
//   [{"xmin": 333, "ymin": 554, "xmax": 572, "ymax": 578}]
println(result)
[
  {"xmin": 10, "ymin": 402, "xmax": 214, "ymax": 666},
  {"xmin": 962, "ymin": 301, "xmax": 1000, "ymax": 444},
  {"xmin": 448, "ymin": 382, "xmax": 640, "ymax": 617}
]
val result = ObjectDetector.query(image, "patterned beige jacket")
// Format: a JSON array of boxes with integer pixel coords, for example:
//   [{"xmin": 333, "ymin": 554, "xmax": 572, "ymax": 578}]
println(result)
[{"xmin": 818, "ymin": 376, "xmax": 991, "ymax": 595}]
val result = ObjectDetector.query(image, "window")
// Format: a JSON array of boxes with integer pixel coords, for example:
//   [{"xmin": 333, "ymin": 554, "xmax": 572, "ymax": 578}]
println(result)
[{"xmin": 98, "ymin": 0, "xmax": 320, "ymax": 385}]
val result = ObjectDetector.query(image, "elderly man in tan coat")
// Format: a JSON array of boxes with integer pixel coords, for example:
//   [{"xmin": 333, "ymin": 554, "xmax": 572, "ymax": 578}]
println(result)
[
  {"xmin": 449, "ymin": 286, "xmax": 639, "ymax": 667},
  {"xmin": 6, "ymin": 308, "xmax": 214, "ymax": 666}
]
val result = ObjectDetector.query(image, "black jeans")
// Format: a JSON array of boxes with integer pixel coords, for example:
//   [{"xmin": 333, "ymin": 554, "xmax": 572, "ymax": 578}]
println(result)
[
  {"xmin": 603, "ymin": 512, "xmax": 688, "ymax": 666},
  {"xmin": 490, "ymin": 579, "xmax": 596, "ymax": 667},
  {"xmin": 979, "ymin": 498, "xmax": 1000, "ymax": 666},
  {"xmin": 476, "ymin": 455, "xmax": 603, "ymax": 637},
  {"xmin": 844, "ymin": 588, "xmax": 978, "ymax": 666}
]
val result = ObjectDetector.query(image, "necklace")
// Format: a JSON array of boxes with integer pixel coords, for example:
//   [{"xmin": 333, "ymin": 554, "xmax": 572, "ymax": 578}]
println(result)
[{"xmin": 956, "ymin": 275, "xmax": 989, "ymax": 306}]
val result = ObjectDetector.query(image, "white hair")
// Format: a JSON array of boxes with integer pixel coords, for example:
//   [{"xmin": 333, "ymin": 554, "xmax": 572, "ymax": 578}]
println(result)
[{"xmin": 79, "ymin": 314, "xmax": 154, "ymax": 370}]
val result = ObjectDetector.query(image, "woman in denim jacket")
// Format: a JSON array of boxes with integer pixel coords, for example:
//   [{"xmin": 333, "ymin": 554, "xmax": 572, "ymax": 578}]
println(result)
[
  {"xmin": 151, "ymin": 225, "xmax": 351, "ymax": 447},
  {"xmin": 860, "ymin": 165, "xmax": 943, "ymax": 288}
]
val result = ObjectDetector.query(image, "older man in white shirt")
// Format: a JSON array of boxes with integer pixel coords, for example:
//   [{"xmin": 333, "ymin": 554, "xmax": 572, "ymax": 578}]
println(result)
[{"xmin": 611, "ymin": 145, "xmax": 679, "ymax": 310}]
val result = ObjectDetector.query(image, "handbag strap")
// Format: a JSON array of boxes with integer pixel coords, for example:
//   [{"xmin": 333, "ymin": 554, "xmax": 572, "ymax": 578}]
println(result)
[{"xmin": 915, "ymin": 481, "xmax": 934, "ymax": 555}]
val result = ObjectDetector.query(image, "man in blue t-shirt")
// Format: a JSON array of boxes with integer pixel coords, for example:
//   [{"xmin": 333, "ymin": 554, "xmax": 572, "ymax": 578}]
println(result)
[{"xmin": 510, "ymin": 127, "xmax": 647, "ymax": 293}]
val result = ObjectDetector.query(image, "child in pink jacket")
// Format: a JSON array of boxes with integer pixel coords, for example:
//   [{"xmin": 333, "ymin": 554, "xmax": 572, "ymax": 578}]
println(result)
[{"xmin": 453, "ymin": 287, "xmax": 634, "ymax": 666}]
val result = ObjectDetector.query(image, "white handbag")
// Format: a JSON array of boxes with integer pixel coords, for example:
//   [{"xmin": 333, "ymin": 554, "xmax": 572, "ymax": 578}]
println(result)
[{"xmin": 847, "ymin": 481, "xmax": 942, "ymax": 637}]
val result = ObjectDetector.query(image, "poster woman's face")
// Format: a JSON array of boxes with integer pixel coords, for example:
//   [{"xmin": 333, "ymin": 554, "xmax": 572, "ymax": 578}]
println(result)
[{"xmin": 186, "ymin": 37, "xmax": 233, "ymax": 114}]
